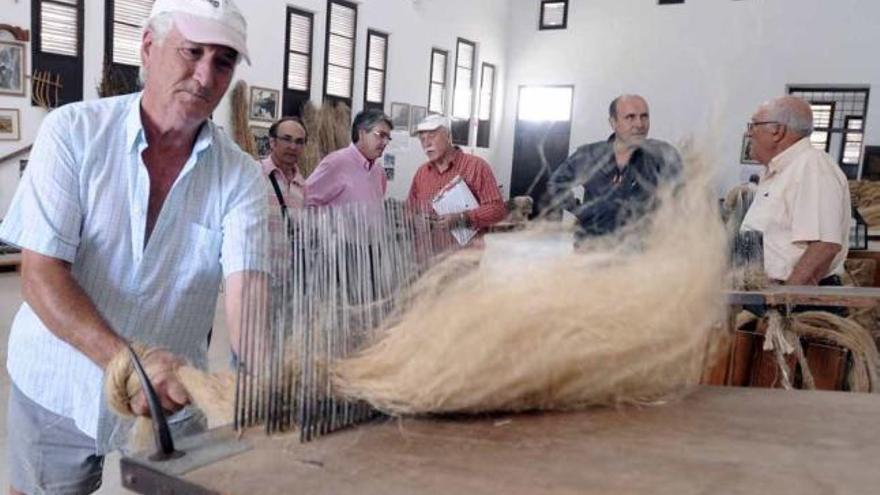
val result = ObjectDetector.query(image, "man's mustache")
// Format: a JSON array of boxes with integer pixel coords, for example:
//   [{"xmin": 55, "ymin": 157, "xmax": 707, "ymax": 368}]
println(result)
[{"xmin": 176, "ymin": 83, "xmax": 211, "ymax": 100}]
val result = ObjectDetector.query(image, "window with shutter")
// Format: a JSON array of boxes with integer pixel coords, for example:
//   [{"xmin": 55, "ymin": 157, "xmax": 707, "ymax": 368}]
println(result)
[
  {"xmin": 787, "ymin": 85, "xmax": 871, "ymax": 177},
  {"xmin": 323, "ymin": 0, "xmax": 357, "ymax": 105},
  {"xmin": 39, "ymin": 0, "xmax": 80, "ymax": 57},
  {"xmin": 476, "ymin": 62, "xmax": 496, "ymax": 148},
  {"xmin": 842, "ymin": 117, "xmax": 864, "ymax": 166},
  {"xmin": 363, "ymin": 30, "xmax": 388, "ymax": 111},
  {"xmin": 100, "ymin": 0, "xmax": 152, "ymax": 97},
  {"xmin": 427, "ymin": 48, "xmax": 448, "ymax": 115},
  {"xmin": 451, "ymin": 38, "xmax": 476, "ymax": 145},
  {"xmin": 283, "ymin": 6, "xmax": 314, "ymax": 117},
  {"xmin": 32, "ymin": 0, "xmax": 84, "ymax": 104},
  {"xmin": 109, "ymin": 0, "xmax": 153, "ymax": 67}
]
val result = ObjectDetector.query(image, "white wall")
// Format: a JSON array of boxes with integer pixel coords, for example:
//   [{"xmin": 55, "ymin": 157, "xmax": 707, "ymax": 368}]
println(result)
[
  {"xmin": 497, "ymin": 0, "xmax": 880, "ymax": 197},
  {"xmin": 0, "ymin": 0, "xmax": 509, "ymax": 216}
]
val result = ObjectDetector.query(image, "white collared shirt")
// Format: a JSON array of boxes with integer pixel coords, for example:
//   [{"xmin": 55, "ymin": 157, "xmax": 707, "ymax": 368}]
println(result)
[
  {"xmin": 741, "ymin": 138, "xmax": 850, "ymax": 281},
  {"xmin": 0, "ymin": 92, "xmax": 269, "ymax": 452}
]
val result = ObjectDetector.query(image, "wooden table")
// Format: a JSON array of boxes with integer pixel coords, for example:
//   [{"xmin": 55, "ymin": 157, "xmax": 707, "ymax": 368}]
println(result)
[
  {"xmin": 728, "ymin": 285, "xmax": 880, "ymax": 308},
  {"xmin": 121, "ymin": 386, "xmax": 880, "ymax": 494}
]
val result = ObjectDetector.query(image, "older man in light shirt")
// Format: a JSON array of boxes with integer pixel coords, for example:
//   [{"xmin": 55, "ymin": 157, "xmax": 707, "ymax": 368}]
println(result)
[
  {"xmin": 741, "ymin": 96, "xmax": 851, "ymax": 286},
  {"xmin": 0, "ymin": 1, "xmax": 268, "ymax": 493}
]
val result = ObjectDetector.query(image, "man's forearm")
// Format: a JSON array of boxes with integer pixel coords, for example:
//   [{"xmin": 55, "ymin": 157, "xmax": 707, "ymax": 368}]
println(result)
[
  {"xmin": 466, "ymin": 200, "xmax": 507, "ymax": 230},
  {"xmin": 20, "ymin": 249, "xmax": 126, "ymax": 369},
  {"xmin": 786, "ymin": 241, "xmax": 842, "ymax": 285}
]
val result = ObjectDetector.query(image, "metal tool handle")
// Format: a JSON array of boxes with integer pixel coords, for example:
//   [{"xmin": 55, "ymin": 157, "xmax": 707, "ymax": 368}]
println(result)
[{"xmin": 126, "ymin": 345, "xmax": 184, "ymax": 461}]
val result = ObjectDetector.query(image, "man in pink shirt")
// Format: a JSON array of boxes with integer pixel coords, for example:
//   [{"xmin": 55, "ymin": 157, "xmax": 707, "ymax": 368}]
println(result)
[
  {"xmin": 261, "ymin": 116, "xmax": 307, "ymax": 212},
  {"xmin": 305, "ymin": 109, "xmax": 392, "ymax": 207}
]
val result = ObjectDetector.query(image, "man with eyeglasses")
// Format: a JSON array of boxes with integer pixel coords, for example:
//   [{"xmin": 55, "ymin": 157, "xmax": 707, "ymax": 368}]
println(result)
[
  {"xmin": 0, "ymin": 1, "xmax": 269, "ymax": 492},
  {"xmin": 546, "ymin": 94, "xmax": 682, "ymax": 240},
  {"xmin": 408, "ymin": 114, "xmax": 507, "ymax": 236},
  {"xmin": 262, "ymin": 116, "xmax": 308, "ymax": 212},
  {"xmin": 305, "ymin": 109, "xmax": 393, "ymax": 207},
  {"xmin": 741, "ymin": 96, "xmax": 850, "ymax": 287}
]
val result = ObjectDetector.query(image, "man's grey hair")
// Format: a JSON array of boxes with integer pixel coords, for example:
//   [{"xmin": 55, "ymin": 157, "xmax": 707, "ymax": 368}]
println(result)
[
  {"xmin": 351, "ymin": 109, "xmax": 393, "ymax": 143},
  {"xmin": 764, "ymin": 97, "xmax": 814, "ymax": 137},
  {"xmin": 138, "ymin": 13, "xmax": 175, "ymax": 85}
]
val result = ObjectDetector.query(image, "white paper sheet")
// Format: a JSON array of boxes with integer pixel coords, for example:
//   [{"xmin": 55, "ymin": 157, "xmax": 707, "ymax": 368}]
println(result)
[{"xmin": 432, "ymin": 175, "xmax": 479, "ymax": 246}]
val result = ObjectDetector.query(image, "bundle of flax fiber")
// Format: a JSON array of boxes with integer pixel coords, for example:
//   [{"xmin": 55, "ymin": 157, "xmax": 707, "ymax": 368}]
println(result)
[
  {"xmin": 105, "ymin": 343, "xmax": 235, "ymax": 451},
  {"xmin": 331, "ymin": 145, "xmax": 730, "ymax": 415}
]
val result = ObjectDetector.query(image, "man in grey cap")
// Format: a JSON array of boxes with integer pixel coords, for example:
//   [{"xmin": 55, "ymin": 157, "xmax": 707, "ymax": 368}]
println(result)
[
  {"xmin": 0, "ymin": 1, "xmax": 267, "ymax": 492},
  {"xmin": 408, "ymin": 114, "xmax": 506, "ymax": 237}
]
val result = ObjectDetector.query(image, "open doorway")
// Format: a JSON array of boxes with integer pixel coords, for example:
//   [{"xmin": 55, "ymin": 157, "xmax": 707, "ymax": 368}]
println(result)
[{"xmin": 510, "ymin": 85, "xmax": 574, "ymax": 214}]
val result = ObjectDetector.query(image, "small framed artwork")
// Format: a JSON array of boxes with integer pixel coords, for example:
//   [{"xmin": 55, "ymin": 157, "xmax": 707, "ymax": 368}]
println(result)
[
  {"xmin": 250, "ymin": 125, "xmax": 271, "ymax": 157},
  {"xmin": 390, "ymin": 102, "xmax": 410, "ymax": 131},
  {"xmin": 249, "ymin": 86, "xmax": 279, "ymax": 122},
  {"xmin": 0, "ymin": 40, "xmax": 26, "ymax": 96},
  {"xmin": 0, "ymin": 108, "xmax": 21, "ymax": 141},
  {"xmin": 409, "ymin": 105, "xmax": 427, "ymax": 136},
  {"xmin": 740, "ymin": 134, "xmax": 759, "ymax": 164}
]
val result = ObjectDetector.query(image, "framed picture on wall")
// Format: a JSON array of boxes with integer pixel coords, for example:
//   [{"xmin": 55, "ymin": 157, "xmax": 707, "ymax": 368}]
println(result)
[
  {"xmin": 0, "ymin": 108, "xmax": 21, "ymax": 141},
  {"xmin": 250, "ymin": 125, "xmax": 271, "ymax": 157},
  {"xmin": 249, "ymin": 86, "xmax": 280, "ymax": 122},
  {"xmin": 740, "ymin": 134, "xmax": 759, "ymax": 164},
  {"xmin": 409, "ymin": 105, "xmax": 427, "ymax": 136},
  {"xmin": 0, "ymin": 41, "xmax": 26, "ymax": 96},
  {"xmin": 390, "ymin": 102, "xmax": 410, "ymax": 130}
]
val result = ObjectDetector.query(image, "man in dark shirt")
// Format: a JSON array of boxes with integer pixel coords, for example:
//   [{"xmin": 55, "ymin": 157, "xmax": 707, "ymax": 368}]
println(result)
[{"xmin": 547, "ymin": 94, "xmax": 682, "ymax": 238}]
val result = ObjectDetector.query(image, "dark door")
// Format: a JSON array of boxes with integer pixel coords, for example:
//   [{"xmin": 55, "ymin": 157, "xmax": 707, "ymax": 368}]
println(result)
[{"xmin": 510, "ymin": 86, "xmax": 574, "ymax": 215}]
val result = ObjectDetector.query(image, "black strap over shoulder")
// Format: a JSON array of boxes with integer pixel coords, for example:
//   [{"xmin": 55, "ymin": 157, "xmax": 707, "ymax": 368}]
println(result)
[{"xmin": 268, "ymin": 170, "xmax": 288, "ymax": 217}]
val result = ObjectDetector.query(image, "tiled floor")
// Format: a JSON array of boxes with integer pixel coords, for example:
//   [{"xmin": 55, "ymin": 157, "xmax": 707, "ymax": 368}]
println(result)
[{"xmin": 0, "ymin": 271, "xmax": 231, "ymax": 494}]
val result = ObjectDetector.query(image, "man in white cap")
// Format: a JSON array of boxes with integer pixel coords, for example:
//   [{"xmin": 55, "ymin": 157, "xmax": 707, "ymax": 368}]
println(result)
[
  {"xmin": 0, "ymin": 1, "xmax": 268, "ymax": 492},
  {"xmin": 408, "ymin": 114, "xmax": 506, "ymax": 237}
]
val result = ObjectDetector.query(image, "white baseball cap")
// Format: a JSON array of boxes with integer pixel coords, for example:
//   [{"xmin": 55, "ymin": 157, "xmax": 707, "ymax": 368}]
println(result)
[
  {"xmin": 149, "ymin": 0, "xmax": 251, "ymax": 64},
  {"xmin": 416, "ymin": 114, "xmax": 452, "ymax": 132}
]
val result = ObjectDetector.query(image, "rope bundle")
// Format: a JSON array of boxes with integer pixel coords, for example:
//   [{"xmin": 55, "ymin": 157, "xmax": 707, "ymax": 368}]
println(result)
[
  {"xmin": 104, "ymin": 343, "xmax": 235, "ymax": 451},
  {"xmin": 739, "ymin": 310, "xmax": 880, "ymax": 392}
]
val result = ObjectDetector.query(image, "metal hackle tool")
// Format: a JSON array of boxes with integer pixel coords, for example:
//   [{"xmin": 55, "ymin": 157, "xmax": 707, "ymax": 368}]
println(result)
[
  {"xmin": 234, "ymin": 200, "xmax": 458, "ymax": 441},
  {"xmin": 126, "ymin": 344, "xmax": 184, "ymax": 461}
]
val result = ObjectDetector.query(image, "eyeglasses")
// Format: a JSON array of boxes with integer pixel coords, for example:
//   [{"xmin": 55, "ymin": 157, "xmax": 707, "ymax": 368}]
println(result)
[
  {"xmin": 276, "ymin": 135, "xmax": 307, "ymax": 146},
  {"xmin": 372, "ymin": 130, "xmax": 393, "ymax": 142},
  {"xmin": 176, "ymin": 45, "xmax": 238, "ymax": 75},
  {"xmin": 746, "ymin": 121, "xmax": 782, "ymax": 132}
]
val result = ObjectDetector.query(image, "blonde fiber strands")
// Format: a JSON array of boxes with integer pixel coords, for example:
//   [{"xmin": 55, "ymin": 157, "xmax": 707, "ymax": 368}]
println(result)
[
  {"xmin": 332, "ymin": 146, "xmax": 729, "ymax": 415},
  {"xmin": 231, "ymin": 80, "xmax": 257, "ymax": 157},
  {"xmin": 300, "ymin": 101, "xmax": 352, "ymax": 177},
  {"xmin": 105, "ymin": 343, "xmax": 235, "ymax": 451}
]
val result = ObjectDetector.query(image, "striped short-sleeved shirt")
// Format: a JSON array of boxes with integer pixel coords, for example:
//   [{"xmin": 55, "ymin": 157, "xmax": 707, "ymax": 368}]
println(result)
[
  {"xmin": 407, "ymin": 147, "xmax": 507, "ymax": 230},
  {"xmin": 0, "ymin": 92, "xmax": 269, "ymax": 453}
]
